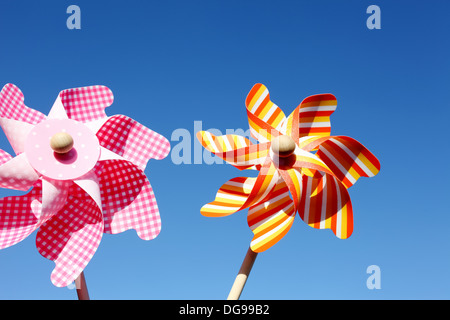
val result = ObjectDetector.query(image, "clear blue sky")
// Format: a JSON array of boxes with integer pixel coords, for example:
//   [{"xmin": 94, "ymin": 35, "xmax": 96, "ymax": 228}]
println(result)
[{"xmin": 0, "ymin": 0, "xmax": 449, "ymax": 299}]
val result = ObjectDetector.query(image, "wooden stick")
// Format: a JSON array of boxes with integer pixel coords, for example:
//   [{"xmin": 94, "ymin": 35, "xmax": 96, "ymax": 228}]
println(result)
[
  {"xmin": 75, "ymin": 271, "xmax": 90, "ymax": 300},
  {"xmin": 227, "ymin": 247, "xmax": 258, "ymax": 300}
]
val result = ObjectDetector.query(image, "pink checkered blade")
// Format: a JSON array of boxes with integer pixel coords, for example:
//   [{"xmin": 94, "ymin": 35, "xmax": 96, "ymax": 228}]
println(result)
[
  {"xmin": 0, "ymin": 186, "xmax": 42, "ymax": 249},
  {"xmin": 74, "ymin": 171, "xmax": 102, "ymax": 212},
  {"xmin": 0, "ymin": 149, "xmax": 12, "ymax": 166},
  {"xmin": 0, "ymin": 153, "xmax": 40, "ymax": 191},
  {"xmin": 0, "ymin": 118, "xmax": 34, "ymax": 155},
  {"xmin": 100, "ymin": 160, "xmax": 161, "ymax": 240},
  {"xmin": 41, "ymin": 178, "xmax": 71, "ymax": 219},
  {"xmin": 36, "ymin": 184, "xmax": 103, "ymax": 287},
  {"xmin": 0, "ymin": 178, "xmax": 73, "ymax": 250},
  {"xmin": 96, "ymin": 115, "xmax": 171, "ymax": 171},
  {"xmin": 0, "ymin": 84, "xmax": 46, "ymax": 124},
  {"xmin": 59, "ymin": 85, "xmax": 114, "ymax": 123}
]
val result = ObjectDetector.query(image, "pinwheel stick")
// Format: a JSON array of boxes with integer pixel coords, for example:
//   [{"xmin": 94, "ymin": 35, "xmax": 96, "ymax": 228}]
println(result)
[
  {"xmin": 227, "ymin": 247, "xmax": 258, "ymax": 300},
  {"xmin": 75, "ymin": 271, "xmax": 90, "ymax": 300}
]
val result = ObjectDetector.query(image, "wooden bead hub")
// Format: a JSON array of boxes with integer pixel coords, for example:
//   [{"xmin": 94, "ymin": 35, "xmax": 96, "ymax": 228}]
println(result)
[
  {"xmin": 271, "ymin": 135, "xmax": 296, "ymax": 158},
  {"xmin": 50, "ymin": 132, "xmax": 74, "ymax": 154}
]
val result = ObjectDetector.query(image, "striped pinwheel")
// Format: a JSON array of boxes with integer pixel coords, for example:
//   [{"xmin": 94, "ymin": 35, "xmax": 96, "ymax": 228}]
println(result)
[
  {"xmin": 0, "ymin": 84, "xmax": 170, "ymax": 298},
  {"xmin": 197, "ymin": 83, "xmax": 380, "ymax": 299}
]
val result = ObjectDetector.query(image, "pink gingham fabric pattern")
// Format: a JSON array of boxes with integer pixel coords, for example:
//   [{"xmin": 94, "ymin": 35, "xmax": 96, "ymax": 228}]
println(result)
[
  {"xmin": 0, "ymin": 153, "xmax": 40, "ymax": 191},
  {"xmin": 60, "ymin": 85, "xmax": 114, "ymax": 122},
  {"xmin": 36, "ymin": 184, "xmax": 103, "ymax": 287},
  {"xmin": 96, "ymin": 115, "xmax": 171, "ymax": 171},
  {"xmin": 0, "ymin": 185, "xmax": 42, "ymax": 249},
  {"xmin": 0, "ymin": 84, "xmax": 170, "ymax": 287},
  {"xmin": 0, "ymin": 149, "xmax": 12, "ymax": 165},
  {"xmin": 100, "ymin": 160, "xmax": 161, "ymax": 240},
  {"xmin": 0, "ymin": 84, "xmax": 46, "ymax": 124}
]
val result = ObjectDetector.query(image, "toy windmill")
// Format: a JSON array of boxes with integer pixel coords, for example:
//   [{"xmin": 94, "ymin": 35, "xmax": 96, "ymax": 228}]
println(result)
[
  {"xmin": 0, "ymin": 84, "xmax": 170, "ymax": 299},
  {"xmin": 197, "ymin": 83, "xmax": 380, "ymax": 299}
]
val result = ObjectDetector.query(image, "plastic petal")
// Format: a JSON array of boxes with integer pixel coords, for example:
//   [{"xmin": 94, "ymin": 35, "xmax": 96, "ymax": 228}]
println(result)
[
  {"xmin": 0, "ymin": 153, "xmax": 40, "ymax": 191},
  {"xmin": 36, "ymin": 184, "xmax": 103, "ymax": 287},
  {"xmin": 0, "ymin": 187, "xmax": 42, "ymax": 249},
  {"xmin": 196, "ymin": 131, "xmax": 270, "ymax": 170},
  {"xmin": 297, "ymin": 94, "xmax": 337, "ymax": 138},
  {"xmin": 0, "ymin": 84, "xmax": 46, "ymax": 124},
  {"xmin": 248, "ymin": 181, "xmax": 295, "ymax": 252},
  {"xmin": 245, "ymin": 84, "xmax": 285, "ymax": 142},
  {"xmin": 315, "ymin": 136, "xmax": 381, "ymax": 188},
  {"xmin": 201, "ymin": 158, "xmax": 279, "ymax": 217},
  {"xmin": 59, "ymin": 85, "xmax": 114, "ymax": 123},
  {"xmin": 299, "ymin": 172, "xmax": 353, "ymax": 239},
  {"xmin": 0, "ymin": 117, "xmax": 34, "ymax": 155},
  {"xmin": 100, "ymin": 160, "xmax": 161, "ymax": 240},
  {"xmin": 96, "ymin": 115, "xmax": 170, "ymax": 171}
]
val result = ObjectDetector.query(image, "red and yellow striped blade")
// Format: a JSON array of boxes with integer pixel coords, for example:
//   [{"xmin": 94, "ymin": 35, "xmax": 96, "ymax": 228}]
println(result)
[
  {"xmin": 298, "ymin": 136, "xmax": 330, "ymax": 152},
  {"xmin": 315, "ymin": 136, "xmax": 380, "ymax": 189},
  {"xmin": 277, "ymin": 167, "xmax": 302, "ymax": 213},
  {"xmin": 201, "ymin": 176, "xmax": 257, "ymax": 217},
  {"xmin": 281, "ymin": 105, "xmax": 299, "ymax": 142},
  {"xmin": 245, "ymin": 84, "xmax": 285, "ymax": 142},
  {"xmin": 201, "ymin": 158, "xmax": 279, "ymax": 217},
  {"xmin": 299, "ymin": 172, "xmax": 353, "ymax": 239},
  {"xmin": 293, "ymin": 147, "xmax": 336, "ymax": 178},
  {"xmin": 297, "ymin": 94, "xmax": 337, "ymax": 138},
  {"xmin": 196, "ymin": 131, "xmax": 270, "ymax": 170},
  {"xmin": 248, "ymin": 181, "xmax": 295, "ymax": 252}
]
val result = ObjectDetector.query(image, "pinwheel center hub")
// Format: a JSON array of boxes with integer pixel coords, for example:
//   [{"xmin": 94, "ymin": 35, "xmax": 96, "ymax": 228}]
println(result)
[
  {"xmin": 271, "ymin": 135, "xmax": 296, "ymax": 158},
  {"xmin": 50, "ymin": 132, "xmax": 74, "ymax": 154},
  {"xmin": 25, "ymin": 119, "xmax": 101, "ymax": 181}
]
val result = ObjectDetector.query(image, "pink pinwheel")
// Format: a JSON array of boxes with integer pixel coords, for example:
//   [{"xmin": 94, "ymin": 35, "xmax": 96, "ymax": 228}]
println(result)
[{"xmin": 0, "ymin": 83, "xmax": 170, "ymax": 291}]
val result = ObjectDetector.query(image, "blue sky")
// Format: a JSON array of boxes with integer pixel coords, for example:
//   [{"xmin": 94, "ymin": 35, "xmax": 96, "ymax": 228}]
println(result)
[{"xmin": 0, "ymin": 0, "xmax": 449, "ymax": 299}]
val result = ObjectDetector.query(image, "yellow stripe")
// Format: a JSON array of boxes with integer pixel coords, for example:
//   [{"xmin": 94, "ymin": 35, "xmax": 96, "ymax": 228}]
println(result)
[
  {"xmin": 300, "ymin": 116, "xmax": 331, "ymax": 123},
  {"xmin": 251, "ymin": 212, "xmax": 295, "ymax": 252},
  {"xmin": 248, "ymin": 118, "xmax": 273, "ymax": 141},
  {"xmin": 248, "ymin": 195, "xmax": 291, "ymax": 225},
  {"xmin": 251, "ymin": 205, "xmax": 293, "ymax": 236},
  {"xmin": 215, "ymin": 197, "xmax": 246, "ymax": 206},
  {"xmin": 271, "ymin": 110, "xmax": 285, "ymax": 129},
  {"xmin": 341, "ymin": 203, "xmax": 348, "ymax": 238},
  {"xmin": 257, "ymin": 100, "xmax": 274, "ymax": 119},
  {"xmin": 358, "ymin": 153, "xmax": 379, "ymax": 176}
]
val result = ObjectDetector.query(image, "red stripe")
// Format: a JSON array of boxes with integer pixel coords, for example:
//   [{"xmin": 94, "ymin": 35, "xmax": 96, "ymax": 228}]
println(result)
[
  {"xmin": 248, "ymin": 193, "xmax": 291, "ymax": 226},
  {"xmin": 320, "ymin": 140, "xmax": 367, "ymax": 179},
  {"xmin": 253, "ymin": 94, "xmax": 271, "ymax": 117},
  {"xmin": 299, "ymin": 127, "xmax": 331, "ymax": 134}
]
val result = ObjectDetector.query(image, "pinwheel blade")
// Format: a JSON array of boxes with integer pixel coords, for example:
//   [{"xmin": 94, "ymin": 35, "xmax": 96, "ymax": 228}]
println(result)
[
  {"xmin": 197, "ymin": 131, "xmax": 269, "ymax": 170},
  {"xmin": 201, "ymin": 158, "xmax": 279, "ymax": 217},
  {"xmin": 200, "ymin": 176, "xmax": 257, "ymax": 217},
  {"xmin": 0, "ymin": 83, "xmax": 46, "ymax": 124},
  {"xmin": 297, "ymin": 94, "xmax": 337, "ymax": 138},
  {"xmin": 315, "ymin": 136, "xmax": 380, "ymax": 188},
  {"xmin": 96, "ymin": 115, "xmax": 171, "ymax": 171},
  {"xmin": 0, "ymin": 117, "xmax": 34, "ymax": 155},
  {"xmin": 0, "ymin": 153, "xmax": 40, "ymax": 191},
  {"xmin": 299, "ymin": 172, "xmax": 353, "ymax": 239},
  {"xmin": 36, "ymin": 185, "xmax": 103, "ymax": 287},
  {"xmin": 245, "ymin": 83, "xmax": 285, "ymax": 142},
  {"xmin": 100, "ymin": 160, "xmax": 162, "ymax": 240},
  {"xmin": 59, "ymin": 85, "xmax": 114, "ymax": 123},
  {"xmin": 248, "ymin": 181, "xmax": 295, "ymax": 252},
  {"xmin": 0, "ymin": 187, "xmax": 41, "ymax": 249}
]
